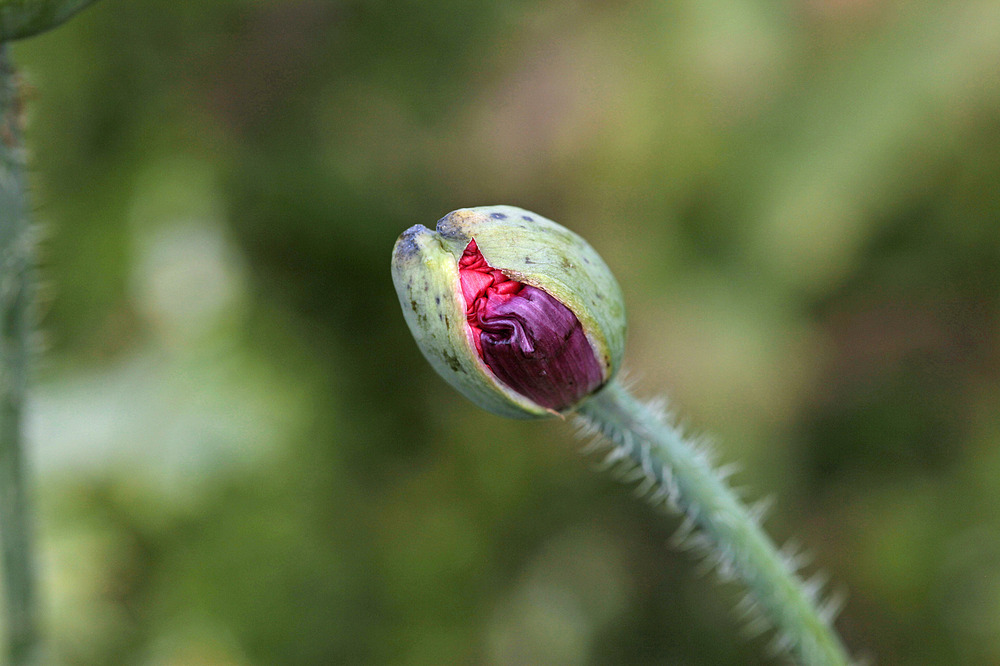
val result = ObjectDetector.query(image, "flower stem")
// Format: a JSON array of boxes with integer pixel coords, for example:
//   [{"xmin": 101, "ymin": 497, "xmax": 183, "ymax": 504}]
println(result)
[
  {"xmin": 0, "ymin": 0, "xmax": 103, "ymax": 42},
  {"xmin": 0, "ymin": 44, "xmax": 40, "ymax": 665},
  {"xmin": 576, "ymin": 380, "xmax": 851, "ymax": 665}
]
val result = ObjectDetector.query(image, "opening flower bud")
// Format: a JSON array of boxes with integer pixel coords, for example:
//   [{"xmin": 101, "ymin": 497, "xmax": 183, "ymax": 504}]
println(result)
[{"xmin": 391, "ymin": 206, "xmax": 626, "ymax": 419}]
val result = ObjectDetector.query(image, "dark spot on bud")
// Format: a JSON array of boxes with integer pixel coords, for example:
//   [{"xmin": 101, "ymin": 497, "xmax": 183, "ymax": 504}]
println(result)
[
  {"xmin": 435, "ymin": 296, "xmax": 441, "ymax": 305},
  {"xmin": 443, "ymin": 352, "xmax": 463, "ymax": 373},
  {"xmin": 522, "ymin": 215, "xmax": 533, "ymax": 221},
  {"xmin": 436, "ymin": 217, "xmax": 466, "ymax": 242},
  {"xmin": 524, "ymin": 256, "xmax": 533, "ymax": 264},
  {"xmin": 490, "ymin": 212, "xmax": 507, "ymax": 219},
  {"xmin": 396, "ymin": 224, "xmax": 431, "ymax": 257},
  {"xmin": 410, "ymin": 299, "xmax": 418, "ymax": 312}
]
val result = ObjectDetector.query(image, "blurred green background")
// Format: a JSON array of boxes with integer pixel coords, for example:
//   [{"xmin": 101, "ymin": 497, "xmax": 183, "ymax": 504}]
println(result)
[{"xmin": 6, "ymin": 0, "xmax": 1000, "ymax": 663}]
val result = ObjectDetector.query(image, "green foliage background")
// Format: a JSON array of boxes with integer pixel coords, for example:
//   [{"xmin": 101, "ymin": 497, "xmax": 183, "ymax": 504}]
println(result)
[{"xmin": 7, "ymin": 0, "xmax": 1000, "ymax": 663}]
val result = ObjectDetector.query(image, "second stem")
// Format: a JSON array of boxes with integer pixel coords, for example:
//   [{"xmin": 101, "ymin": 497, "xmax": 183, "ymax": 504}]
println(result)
[{"xmin": 0, "ymin": 44, "xmax": 40, "ymax": 666}]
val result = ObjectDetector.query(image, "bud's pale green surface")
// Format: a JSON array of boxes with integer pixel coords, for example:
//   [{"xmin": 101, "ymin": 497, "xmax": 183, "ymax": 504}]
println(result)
[{"xmin": 391, "ymin": 205, "xmax": 626, "ymax": 419}]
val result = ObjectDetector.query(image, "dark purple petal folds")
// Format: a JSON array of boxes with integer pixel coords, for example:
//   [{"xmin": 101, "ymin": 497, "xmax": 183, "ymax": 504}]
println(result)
[{"xmin": 459, "ymin": 240, "xmax": 604, "ymax": 411}]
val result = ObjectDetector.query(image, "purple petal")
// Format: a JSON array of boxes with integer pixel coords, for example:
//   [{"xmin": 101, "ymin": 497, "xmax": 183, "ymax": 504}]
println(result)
[{"xmin": 478, "ymin": 286, "xmax": 604, "ymax": 411}]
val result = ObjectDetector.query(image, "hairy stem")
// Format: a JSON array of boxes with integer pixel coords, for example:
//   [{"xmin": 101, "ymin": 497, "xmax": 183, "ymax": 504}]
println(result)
[
  {"xmin": 0, "ymin": 44, "xmax": 40, "ymax": 665},
  {"xmin": 576, "ymin": 381, "xmax": 850, "ymax": 665}
]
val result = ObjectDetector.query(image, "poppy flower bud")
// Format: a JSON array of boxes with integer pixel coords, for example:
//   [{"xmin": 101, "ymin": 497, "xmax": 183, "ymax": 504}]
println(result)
[{"xmin": 391, "ymin": 205, "xmax": 626, "ymax": 419}]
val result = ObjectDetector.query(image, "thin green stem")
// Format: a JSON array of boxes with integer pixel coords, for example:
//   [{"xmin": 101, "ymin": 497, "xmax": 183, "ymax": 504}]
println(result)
[
  {"xmin": 1, "ymin": 0, "xmax": 102, "ymax": 41},
  {"xmin": 0, "ymin": 44, "xmax": 40, "ymax": 665},
  {"xmin": 576, "ymin": 381, "xmax": 851, "ymax": 665}
]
